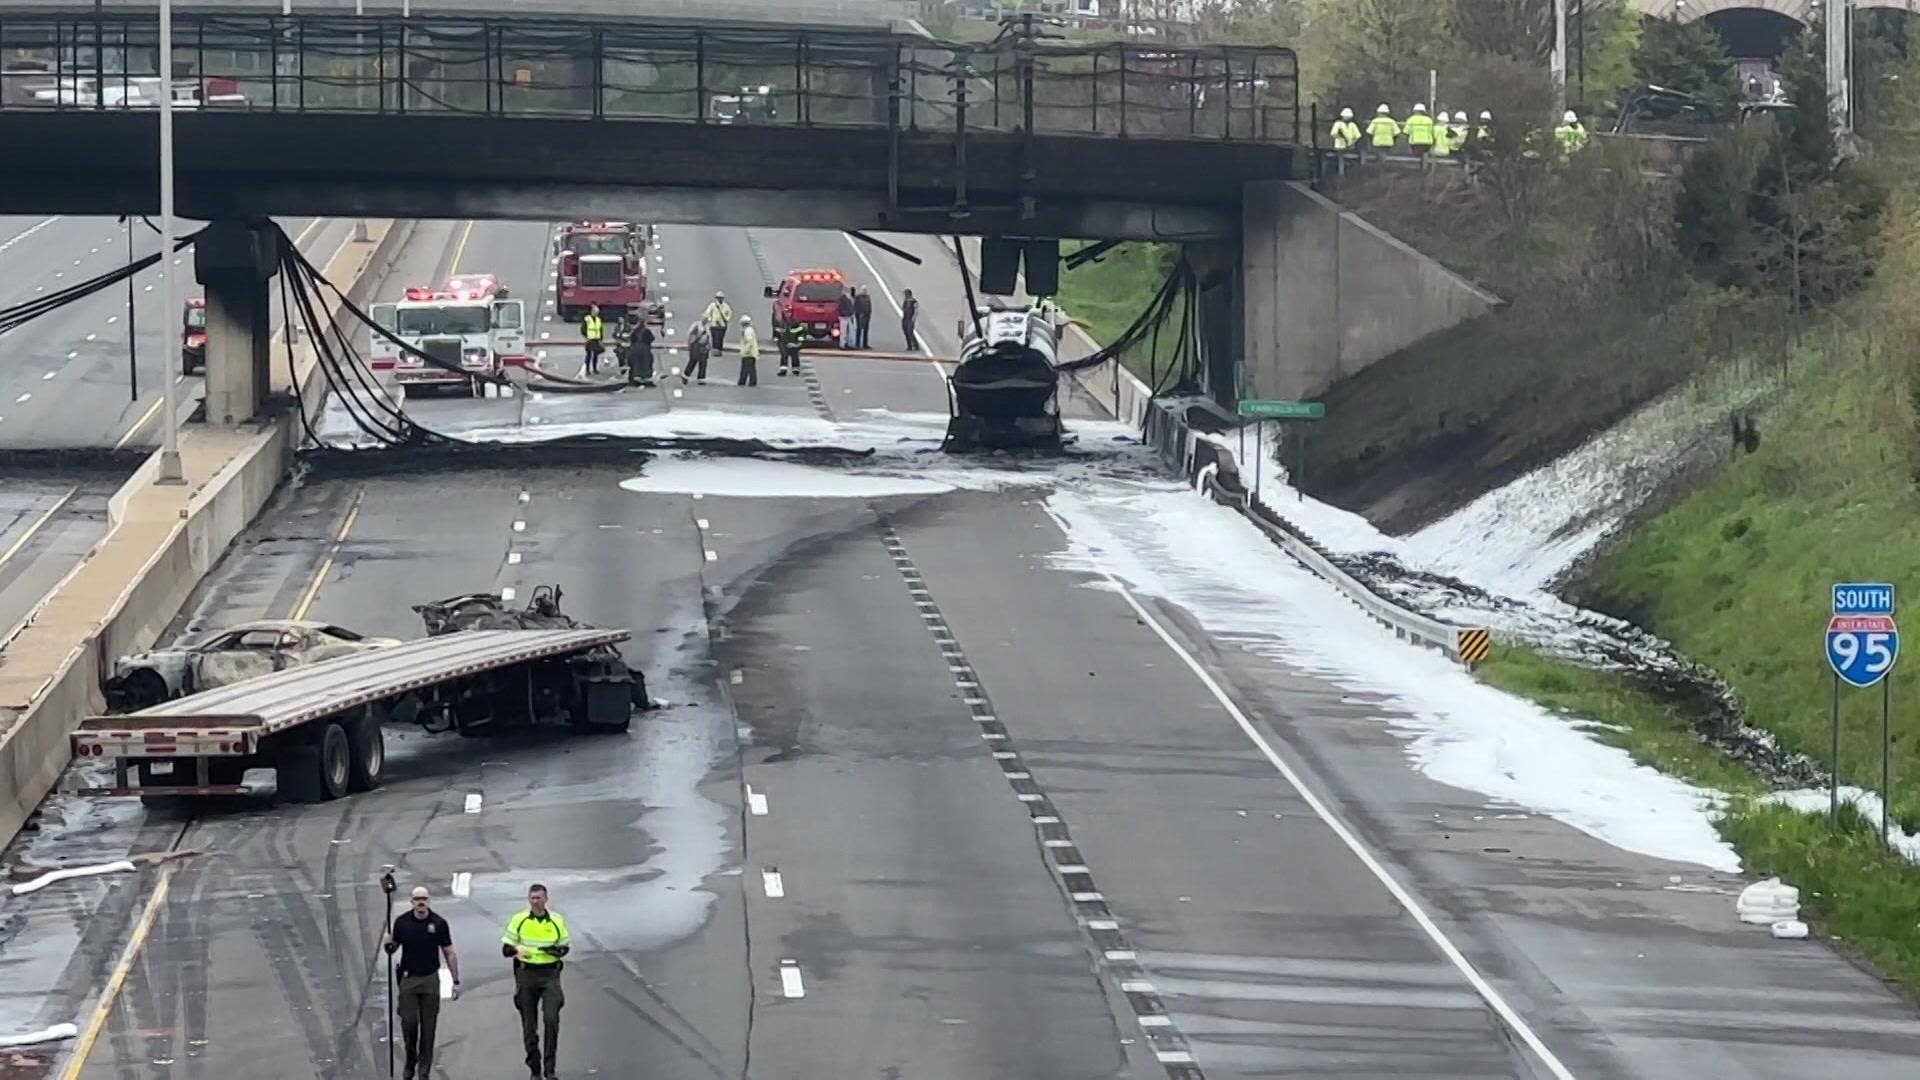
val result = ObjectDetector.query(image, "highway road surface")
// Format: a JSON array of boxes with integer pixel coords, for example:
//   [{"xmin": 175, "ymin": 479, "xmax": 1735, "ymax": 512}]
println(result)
[
  {"xmin": 0, "ymin": 218, "xmax": 1916, "ymax": 1080},
  {"xmin": 0, "ymin": 476, "xmax": 116, "ymax": 649}
]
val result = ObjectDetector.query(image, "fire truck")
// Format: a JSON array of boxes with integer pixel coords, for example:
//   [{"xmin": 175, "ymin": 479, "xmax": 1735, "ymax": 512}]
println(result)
[
  {"xmin": 554, "ymin": 221, "xmax": 654, "ymax": 323},
  {"xmin": 181, "ymin": 298, "xmax": 207, "ymax": 376},
  {"xmin": 765, "ymin": 268, "xmax": 848, "ymax": 345},
  {"xmin": 367, "ymin": 278, "xmax": 528, "ymax": 396}
]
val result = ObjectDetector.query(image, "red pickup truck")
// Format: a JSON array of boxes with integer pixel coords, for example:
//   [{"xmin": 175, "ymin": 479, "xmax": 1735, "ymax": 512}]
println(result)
[{"xmin": 765, "ymin": 268, "xmax": 847, "ymax": 344}]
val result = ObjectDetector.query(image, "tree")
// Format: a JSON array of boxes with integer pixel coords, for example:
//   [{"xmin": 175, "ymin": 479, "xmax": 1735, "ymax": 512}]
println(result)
[
  {"xmin": 1303, "ymin": 0, "xmax": 1449, "ymax": 110},
  {"xmin": 1193, "ymin": 0, "xmax": 1306, "ymax": 45},
  {"xmin": 1631, "ymin": 15, "xmax": 1735, "ymax": 110}
]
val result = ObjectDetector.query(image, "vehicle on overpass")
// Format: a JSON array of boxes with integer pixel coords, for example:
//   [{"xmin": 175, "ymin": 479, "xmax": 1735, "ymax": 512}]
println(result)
[
  {"xmin": 943, "ymin": 303, "xmax": 1064, "ymax": 452},
  {"xmin": 181, "ymin": 297, "xmax": 207, "ymax": 376},
  {"xmin": 555, "ymin": 221, "xmax": 656, "ymax": 323},
  {"xmin": 73, "ymin": 622, "xmax": 646, "ymax": 803},
  {"xmin": 367, "ymin": 282, "xmax": 529, "ymax": 396},
  {"xmin": 712, "ymin": 85, "xmax": 777, "ymax": 125},
  {"xmin": 1611, "ymin": 84, "xmax": 1794, "ymax": 137},
  {"xmin": 765, "ymin": 268, "xmax": 848, "ymax": 345},
  {"xmin": 103, "ymin": 619, "xmax": 403, "ymax": 712}
]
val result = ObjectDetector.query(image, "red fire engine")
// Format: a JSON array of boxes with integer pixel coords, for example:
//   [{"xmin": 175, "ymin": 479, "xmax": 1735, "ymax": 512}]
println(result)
[
  {"xmin": 555, "ymin": 222, "xmax": 650, "ymax": 322},
  {"xmin": 181, "ymin": 298, "xmax": 207, "ymax": 376}
]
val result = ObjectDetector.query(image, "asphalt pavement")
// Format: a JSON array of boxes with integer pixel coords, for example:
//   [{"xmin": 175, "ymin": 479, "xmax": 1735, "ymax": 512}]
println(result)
[
  {"xmin": 3, "ymin": 217, "xmax": 1919, "ymax": 1080},
  {"xmin": 0, "ymin": 477, "xmax": 115, "ymax": 648}
]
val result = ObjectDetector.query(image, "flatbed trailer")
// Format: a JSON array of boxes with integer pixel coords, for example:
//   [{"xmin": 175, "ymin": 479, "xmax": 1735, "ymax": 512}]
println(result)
[{"xmin": 71, "ymin": 627, "xmax": 639, "ymax": 803}]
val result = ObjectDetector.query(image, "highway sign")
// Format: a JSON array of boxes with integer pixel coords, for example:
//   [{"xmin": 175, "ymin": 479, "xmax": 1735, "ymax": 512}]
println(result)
[
  {"xmin": 1833, "ymin": 582, "xmax": 1895, "ymax": 616},
  {"xmin": 1238, "ymin": 399, "xmax": 1325, "ymax": 420},
  {"xmin": 1827, "ymin": 614, "xmax": 1900, "ymax": 688}
]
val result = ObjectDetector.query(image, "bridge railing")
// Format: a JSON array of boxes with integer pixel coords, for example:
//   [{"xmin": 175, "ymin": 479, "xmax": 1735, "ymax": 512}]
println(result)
[{"xmin": 0, "ymin": 11, "xmax": 1298, "ymax": 142}]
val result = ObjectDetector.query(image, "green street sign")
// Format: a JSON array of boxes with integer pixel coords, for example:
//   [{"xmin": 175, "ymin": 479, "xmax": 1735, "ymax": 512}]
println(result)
[{"xmin": 1237, "ymin": 399, "xmax": 1325, "ymax": 420}]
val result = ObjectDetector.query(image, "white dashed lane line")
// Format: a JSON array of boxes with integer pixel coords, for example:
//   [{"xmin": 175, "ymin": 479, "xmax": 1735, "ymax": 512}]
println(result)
[
  {"xmin": 463, "ymin": 792, "xmax": 483, "ymax": 814},
  {"xmin": 745, "ymin": 786, "xmax": 768, "ymax": 816},
  {"xmin": 778, "ymin": 959, "xmax": 805, "ymax": 999},
  {"xmin": 760, "ymin": 869, "xmax": 785, "ymax": 899}
]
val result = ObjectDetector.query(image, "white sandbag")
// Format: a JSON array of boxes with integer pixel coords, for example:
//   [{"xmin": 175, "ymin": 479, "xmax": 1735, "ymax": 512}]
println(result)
[
  {"xmin": 1736, "ymin": 878, "xmax": 1801, "ymax": 925},
  {"xmin": 1771, "ymin": 919, "xmax": 1810, "ymax": 940}
]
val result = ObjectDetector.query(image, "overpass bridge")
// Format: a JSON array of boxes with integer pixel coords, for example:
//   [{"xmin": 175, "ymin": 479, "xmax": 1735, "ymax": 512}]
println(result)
[
  {"xmin": 1632, "ymin": 0, "xmax": 1920, "ymax": 23},
  {"xmin": 0, "ymin": 6, "xmax": 1318, "ymax": 438}
]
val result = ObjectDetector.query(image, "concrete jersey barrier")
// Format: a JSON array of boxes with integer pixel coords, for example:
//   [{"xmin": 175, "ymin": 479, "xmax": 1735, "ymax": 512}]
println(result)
[{"xmin": 0, "ymin": 219, "xmax": 412, "ymax": 845}]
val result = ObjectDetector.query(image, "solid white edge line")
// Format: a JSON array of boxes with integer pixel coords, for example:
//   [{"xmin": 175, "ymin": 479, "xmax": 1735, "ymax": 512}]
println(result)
[
  {"xmin": 841, "ymin": 233, "xmax": 946, "ymax": 380},
  {"xmin": 1038, "ymin": 504, "xmax": 1580, "ymax": 1080}
]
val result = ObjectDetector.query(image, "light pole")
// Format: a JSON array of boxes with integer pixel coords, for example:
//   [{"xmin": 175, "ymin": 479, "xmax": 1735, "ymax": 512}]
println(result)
[
  {"xmin": 1550, "ymin": 0, "xmax": 1567, "ymax": 118},
  {"xmin": 155, "ymin": 0, "xmax": 183, "ymax": 482}
]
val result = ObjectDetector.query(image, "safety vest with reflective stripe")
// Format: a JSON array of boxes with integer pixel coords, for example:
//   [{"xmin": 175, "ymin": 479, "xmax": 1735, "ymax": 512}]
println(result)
[
  {"xmin": 1330, "ymin": 119, "xmax": 1360, "ymax": 149},
  {"xmin": 582, "ymin": 314, "xmax": 604, "ymax": 342},
  {"xmin": 1365, "ymin": 115, "xmax": 1399, "ymax": 148},
  {"xmin": 502, "ymin": 909, "xmax": 571, "ymax": 965},
  {"xmin": 1403, "ymin": 113, "xmax": 1435, "ymax": 147}
]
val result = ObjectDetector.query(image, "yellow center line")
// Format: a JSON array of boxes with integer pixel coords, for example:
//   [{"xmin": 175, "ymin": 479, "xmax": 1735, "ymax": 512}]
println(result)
[
  {"xmin": 58, "ymin": 867, "xmax": 174, "ymax": 1080},
  {"xmin": 449, "ymin": 220, "xmax": 476, "ymax": 275},
  {"xmin": 113, "ymin": 219, "xmax": 343, "ymax": 451},
  {"xmin": 0, "ymin": 487, "xmax": 76, "ymax": 570},
  {"xmin": 289, "ymin": 486, "xmax": 366, "ymax": 622}
]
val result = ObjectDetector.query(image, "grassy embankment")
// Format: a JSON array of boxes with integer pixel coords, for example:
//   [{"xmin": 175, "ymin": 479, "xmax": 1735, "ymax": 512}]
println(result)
[
  {"xmin": 1057, "ymin": 165, "xmax": 1920, "ymax": 993},
  {"xmin": 1053, "ymin": 241, "xmax": 1176, "ymax": 385}
]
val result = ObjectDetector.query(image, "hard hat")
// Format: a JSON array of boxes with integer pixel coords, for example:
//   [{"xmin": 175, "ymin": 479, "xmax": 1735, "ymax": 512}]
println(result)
[
  {"xmin": 1563, "ymin": 110, "xmax": 1577, "ymax": 123},
  {"xmin": 1480, "ymin": 110, "xmax": 1492, "ymax": 120},
  {"xmin": 1437, "ymin": 111, "xmax": 1450, "ymax": 122},
  {"xmin": 1376, "ymin": 103, "xmax": 1390, "ymax": 114},
  {"xmin": 741, "ymin": 314, "xmax": 752, "ymax": 324},
  {"xmin": 1413, "ymin": 103, "xmax": 1426, "ymax": 113},
  {"xmin": 1339, "ymin": 107, "xmax": 1353, "ymax": 119},
  {"xmin": 715, "ymin": 290, "xmax": 725, "ymax": 299}
]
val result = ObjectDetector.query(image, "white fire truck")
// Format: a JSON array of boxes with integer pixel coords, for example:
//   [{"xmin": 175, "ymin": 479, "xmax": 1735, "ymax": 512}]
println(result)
[{"xmin": 368, "ymin": 277, "xmax": 528, "ymax": 396}]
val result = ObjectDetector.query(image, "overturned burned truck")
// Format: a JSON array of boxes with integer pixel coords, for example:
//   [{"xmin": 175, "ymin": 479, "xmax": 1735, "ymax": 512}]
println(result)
[
  {"xmin": 412, "ymin": 585, "xmax": 653, "ymax": 727},
  {"xmin": 943, "ymin": 305, "xmax": 1064, "ymax": 452}
]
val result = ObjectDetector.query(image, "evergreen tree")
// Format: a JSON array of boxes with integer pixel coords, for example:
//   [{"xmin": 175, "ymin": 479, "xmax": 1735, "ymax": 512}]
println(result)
[{"xmin": 1631, "ymin": 16, "xmax": 1735, "ymax": 110}]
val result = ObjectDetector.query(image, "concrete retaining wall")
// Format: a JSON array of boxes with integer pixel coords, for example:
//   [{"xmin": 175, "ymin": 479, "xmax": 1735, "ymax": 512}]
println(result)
[
  {"xmin": 0, "ymin": 220, "xmax": 412, "ymax": 845},
  {"xmin": 1241, "ymin": 180, "xmax": 1500, "ymax": 401}
]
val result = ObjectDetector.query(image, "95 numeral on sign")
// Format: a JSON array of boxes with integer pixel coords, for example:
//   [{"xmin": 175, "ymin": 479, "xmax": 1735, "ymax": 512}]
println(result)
[{"xmin": 1833, "ymin": 632, "xmax": 1896, "ymax": 676}]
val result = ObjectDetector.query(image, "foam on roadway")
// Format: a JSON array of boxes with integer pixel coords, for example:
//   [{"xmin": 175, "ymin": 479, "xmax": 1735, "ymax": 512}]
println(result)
[{"xmin": 0, "ymin": 219, "xmax": 1916, "ymax": 1080}]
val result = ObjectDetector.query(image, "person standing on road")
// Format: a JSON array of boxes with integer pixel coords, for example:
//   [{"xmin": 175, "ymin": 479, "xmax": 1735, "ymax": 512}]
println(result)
[
  {"xmin": 502, "ymin": 883, "xmax": 571, "ymax": 1080},
  {"xmin": 736, "ymin": 315, "xmax": 761, "ymax": 386},
  {"xmin": 836, "ymin": 288, "xmax": 855, "ymax": 349},
  {"xmin": 626, "ymin": 319, "xmax": 656, "ymax": 387},
  {"xmin": 778, "ymin": 317, "xmax": 806, "ymax": 376},
  {"xmin": 581, "ymin": 304, "xmax": 606, "ymax": 375},
  {"xmin": 853, "ymin": 286, "xmax": 874, "ymax": 349},
  {"xmin": 683, "ymin": 320, "xmax": 711, "ymax": 385},
  {"xmin": 900, "ymin": 289, "xmax": 919, "ymax": 352},
  {"xmin": 385, "ymin": 885, "xmax": 461, "ymax": 1080},
  {"xmin": 703, "ymin": 292, "xmax": 732, "ymax": 355}
]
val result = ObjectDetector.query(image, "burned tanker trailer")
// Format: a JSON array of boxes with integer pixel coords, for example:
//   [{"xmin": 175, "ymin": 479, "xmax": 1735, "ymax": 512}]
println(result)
[{"xmin": 942, "ymin": 305, "xmax": 1065, "ymax": 451}]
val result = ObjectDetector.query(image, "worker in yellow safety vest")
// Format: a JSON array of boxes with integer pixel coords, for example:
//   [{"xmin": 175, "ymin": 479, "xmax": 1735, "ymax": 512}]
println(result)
[
  {"xmin": 1364, "ymin": 103, "xmax": 1399, "ymax": 162},
  {"xmin": 501, "ymin": 883, "xmax": 571, "ymax": 1080},
  {"xmin": 1402, "ymin": 103, "xmax": 1435, "ymax": 169},
  {"xmin": 581, "ymin": 305, "xmax": 605, "ymax": 375},
  {"xmin": 1476, "ymin": 110, "xmax": 1493, "ymax": 142},
  {"xmin": 1432, "ymin": 111, "xmax": 1453, "ymax": 159},
  {"xmin": 1449, "ymin": 111, "xmax": 1469, "ymax": 154},
  {"xmin": 1554, "ymin": 109, "xmax": 1589, "ymax": 159},
  {"xmin": 1330, "ymin": 107, "xmax": 1360, "ymax": 151}
]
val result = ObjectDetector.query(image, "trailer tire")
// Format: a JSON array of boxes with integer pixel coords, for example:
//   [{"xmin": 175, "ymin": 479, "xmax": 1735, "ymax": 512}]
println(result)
[
  {"xmin": 317, "ymin": 722, "xmax": 353, "ymax": 800},
  {"xmin": 346, "ymin": 713, "xmax": 386, "ymax": 792}
]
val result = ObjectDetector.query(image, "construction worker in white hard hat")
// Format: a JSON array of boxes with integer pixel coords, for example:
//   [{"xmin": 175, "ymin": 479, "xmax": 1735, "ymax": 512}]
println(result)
[
  {"xmin": 1432, "ymin": 111, "xmax": 1454, "ymax": 159},
  {"xmin": 1554, "ymin": 108, "xmax": 1588, "ymax": 159},
  {"xmin": 1448, "ymin": 110, "xmax": 1469, "ymax": 156},
  {"xmin": 1329, "ymin": 106, "xmax": 1362, "ymax": 177},
  {"xmin": 1364, "ymin": 102, "xmax": 1399, "ymax": 163},
  {"xmin": 1402, "ymin": 102, "xmax": 1435, "ymax": 169},
  {"xmin": 1476, "ymin": 110, "xmax": 1493, "ymax": 142}
]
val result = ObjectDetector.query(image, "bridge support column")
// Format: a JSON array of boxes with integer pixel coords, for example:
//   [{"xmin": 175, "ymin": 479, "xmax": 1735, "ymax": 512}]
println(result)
[{"xmin": 194, "ymin": 220, "xmax": 280, "ymax": 426}]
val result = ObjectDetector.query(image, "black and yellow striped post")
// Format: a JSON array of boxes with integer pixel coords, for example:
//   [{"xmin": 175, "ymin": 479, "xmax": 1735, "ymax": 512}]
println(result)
[{"xmin": 1457, "ymin": 628, "xmax": 1493, "ymax": 668}]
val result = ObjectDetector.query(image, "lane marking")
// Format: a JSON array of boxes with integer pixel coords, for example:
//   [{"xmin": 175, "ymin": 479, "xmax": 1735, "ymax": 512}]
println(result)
[
  {"xmin": 289, "ymin": 487, "xmax": 365, "ymax": 621},
  {"xmin": 1040, "ymin": 504, "xmax": 1581, "ymax": 1080},
  {"xmin": 704, "ymin": 550, "xmax": 717, "ymax": 562},
  {"xmin": 13, "ymin": 393, "xmax": 28, "ymax": 403},
  {"xmin": 841, "ymin": 234, "xmax": 946, "ymax": 379},
  {"xmin": 695, "ymin": 518, "xmax": 709, "ymax": 530},
  {"xmin": 0, "ymin": 488, "xmax": 76, "ymax": 571},
  {"xmin": 761, "ymin": 869, "xmax": 785, "ymax": 899},
  {"xmin": 746, "ymin": 786, "xmax": 768, "ymax": 816},
  {"xmin": 778, "ymin": 960, "xmax": 805, "ymax": 998},
  {"xmin": 500, "ymin": 586, "xmax": 517, "ymax": 602},
  {"xmin": 58, "ymin": 867, "xmax": 175, "ymax": 1080},
  {"xmin": 0, "ymin": 216, "xmax": 60, "ymax": 257},
  {"xmin": 512, "ymin": 521, "xmax": 526, "ymax": 532},
  {"xmin": 463, "ymin": 792, "xmax": 483, "ymax": 814},
  {"xmin": 451, "ymin": 872, "xmax": 473, "ymax": 899},
  {"xmin": 449, "ymin": 219, "xmax": 476, "ymax": 273},
  {"xmin": 41, "ymin": 371, "xmax": 55, "ymax": 381},
  {"xmin": 507, "ymin": 552, "xmax": 522, "ymax": 565},
  {"xmin": 729, "ymin": 668, "xmax": 744, "ymax": 685}
]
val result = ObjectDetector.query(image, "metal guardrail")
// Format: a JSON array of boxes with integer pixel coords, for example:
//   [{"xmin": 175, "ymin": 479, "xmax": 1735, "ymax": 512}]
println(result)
[{"xmin": 0, "ymin": 10, "xmax": 1300, "ymax": 143}]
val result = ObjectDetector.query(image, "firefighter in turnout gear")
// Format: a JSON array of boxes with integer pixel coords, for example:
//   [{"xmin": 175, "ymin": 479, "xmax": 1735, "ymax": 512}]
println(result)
[
  {"xmin": 778, "ymin": 317, "xmax": 806, "ymax": 377},
  {"xmin": 501, "ymin": 884, "xmax": 570, "ymax": 1080}
]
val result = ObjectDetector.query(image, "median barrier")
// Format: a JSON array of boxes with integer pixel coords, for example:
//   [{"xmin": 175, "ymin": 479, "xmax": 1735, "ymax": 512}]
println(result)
[{"xmin": 0, "ymin": 219, "xmax": 412, "ymax": 846}]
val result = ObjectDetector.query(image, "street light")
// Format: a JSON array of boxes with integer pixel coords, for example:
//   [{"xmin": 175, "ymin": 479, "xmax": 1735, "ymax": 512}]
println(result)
[{"xmin": 155, "ymin": 0, "xmax": 183, "ymax": 482}]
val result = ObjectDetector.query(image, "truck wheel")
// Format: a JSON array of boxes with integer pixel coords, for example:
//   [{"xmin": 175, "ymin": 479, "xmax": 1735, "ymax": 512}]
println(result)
[
  {"xmin": 346, "ymin": 712, "xmax": 386, "ymax": 792},
  {"xmin": 317, "ymin": 722, "xmax": 353, "ymax": 800}
]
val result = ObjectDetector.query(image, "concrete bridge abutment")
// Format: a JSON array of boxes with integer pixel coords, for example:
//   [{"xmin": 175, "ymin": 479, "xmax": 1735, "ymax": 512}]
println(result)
[{"xmin": 193, "ymin": 220, "xmax": 281, "ymax": 426}]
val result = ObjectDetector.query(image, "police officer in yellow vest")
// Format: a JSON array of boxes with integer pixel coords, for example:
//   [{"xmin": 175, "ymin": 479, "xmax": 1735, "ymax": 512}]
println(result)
[
  {"xmin": 1403, "ymin": 103, "xmax": 1435, "ymax": 165},
  {"xmin": 501, "ymin": 883, "xmax": 571, "ymax": 1080},
  {"xmin": 581, "ymin": 305, "xmax": 606, "ymax": 375},
  {"xmin": 1364, "ymin": 103, "xmax": 1399, "ymax": 162}
]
